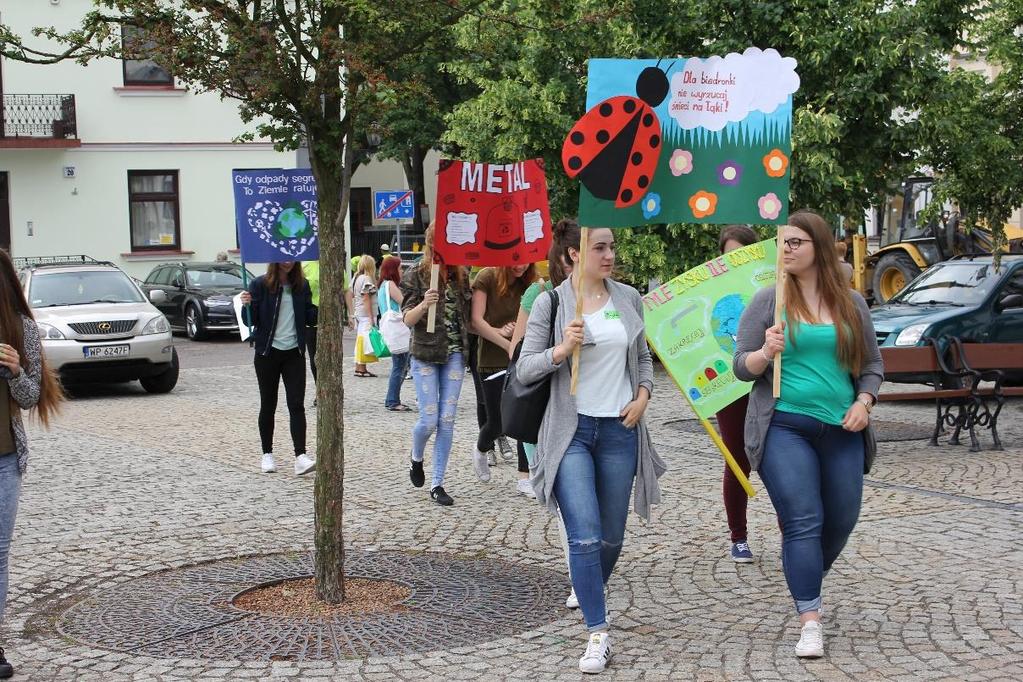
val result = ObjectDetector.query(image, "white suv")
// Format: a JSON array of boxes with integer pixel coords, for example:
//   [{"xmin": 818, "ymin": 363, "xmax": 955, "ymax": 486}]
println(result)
[{"xmin": 18, "ymin": 257, "xmax": 178, "ymax": 393}]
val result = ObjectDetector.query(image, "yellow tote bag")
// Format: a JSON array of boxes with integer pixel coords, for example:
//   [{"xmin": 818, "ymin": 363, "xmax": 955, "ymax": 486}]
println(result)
[{"xmin": 355, "ymin": 333, "xmax": 378, "ymax": 364}]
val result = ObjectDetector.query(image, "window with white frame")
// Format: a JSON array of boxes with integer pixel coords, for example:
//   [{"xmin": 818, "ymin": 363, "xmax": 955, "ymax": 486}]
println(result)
[{"xmin": 128, "ymin": 171, "xmax": 180, "ymax": 251}]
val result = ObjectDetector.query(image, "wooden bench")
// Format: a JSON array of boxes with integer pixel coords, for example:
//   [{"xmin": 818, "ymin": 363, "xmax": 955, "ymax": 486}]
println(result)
[
  {"xmin": 949, "ymin": 341, "xmax": 1023, "ymax": 450},
  {"xmin": 879, "ymin": 339, "xmax": 1023, "ymax": 451}
]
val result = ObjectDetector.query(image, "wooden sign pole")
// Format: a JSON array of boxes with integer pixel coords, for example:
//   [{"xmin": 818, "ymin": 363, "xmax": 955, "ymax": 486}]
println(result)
[
  {"xmin": 569, "ymin": 227, "xmax": 590, "ymax": 396},
  {"xmin": 426, "ymin": 263, "xmax": 440, "ymax": 333},
  {"xmin": 772, "ymin": 225, "xmax": 786, "ymax": 398}
]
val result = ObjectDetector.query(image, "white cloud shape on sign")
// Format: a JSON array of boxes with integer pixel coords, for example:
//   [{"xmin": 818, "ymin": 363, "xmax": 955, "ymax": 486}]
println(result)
[
  {"xmin": 446, "ymin": 212, "xmax": 479, "ymax": 245},
  {"xmin": 668, "ymin": 47, "xmax": 799, "ymax": 132},
  {"xmin": 523, "ymin": 210, "xmax": 544, "ymax": 244}
]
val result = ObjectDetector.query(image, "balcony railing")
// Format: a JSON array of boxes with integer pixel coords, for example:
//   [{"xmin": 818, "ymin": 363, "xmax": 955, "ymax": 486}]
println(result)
[{"xmin": 0, "ymin": 94, "xmax": 78, "ymax": 139}]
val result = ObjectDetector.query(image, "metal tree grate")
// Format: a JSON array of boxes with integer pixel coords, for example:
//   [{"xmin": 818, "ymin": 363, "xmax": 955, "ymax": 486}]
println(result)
[{"xmin": 57, "ymin": 550, "xmax": 570, "ymax": 661}]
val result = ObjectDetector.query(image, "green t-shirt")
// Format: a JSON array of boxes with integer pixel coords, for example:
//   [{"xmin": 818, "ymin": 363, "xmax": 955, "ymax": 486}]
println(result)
[
  {"xmin": 472, "ymin": 267, "xmax": 527, "ymax": 371},
  {"xmin": 774, "ymin": 321, "xmax": 855, "ymax": 426},
  {"xmin": 302, "ymin": 261, "xmax": 320, "ymax": 307},
  {"xmin": 520, "ymin": 280, "xmax": 552, "ymax": 314}
]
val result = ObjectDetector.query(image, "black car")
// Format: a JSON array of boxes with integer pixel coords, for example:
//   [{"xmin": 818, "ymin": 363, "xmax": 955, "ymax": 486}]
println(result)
[{"xmin": 141, "ymin": 262, "xmax": 254, "ymax": 340}]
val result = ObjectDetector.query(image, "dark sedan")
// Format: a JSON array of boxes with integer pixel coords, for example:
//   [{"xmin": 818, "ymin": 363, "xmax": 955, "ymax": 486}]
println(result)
[{"xmin": 141, "ymin": 262, "xmax": 254, "ymax": 340}]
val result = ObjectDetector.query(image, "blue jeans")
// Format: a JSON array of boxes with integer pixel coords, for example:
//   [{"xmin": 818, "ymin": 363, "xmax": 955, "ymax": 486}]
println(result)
[
  {"xmin": 385, "ymin": 352, "xmax": 410, "ymax": 408},
  {"xmin": 760, "ymin": 411, "xmax": 864, "ymax": 614},
  {"xmin": 553, "ymin": 416, "xmax": 638, "ymax": 631},
  {"xmin": 0, "ymin": 452, "xmax": 20, "ymax": 625},
  {"xmin": 410, "ymin": 353, "xmax": 465, "ymax": 489}
]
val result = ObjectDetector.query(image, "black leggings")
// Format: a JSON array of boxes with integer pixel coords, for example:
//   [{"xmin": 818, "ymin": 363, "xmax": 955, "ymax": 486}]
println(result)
[
  {"xmin": 468, "ymin": 335, "xmax": 486, "ymax": 428},
  {"xmin": 476, "ymin": 369, "xmax": 506, "ymax": 454},
  {"xmin": 254, "ymin": 348, "xmax": 306, "ymax": 455}
]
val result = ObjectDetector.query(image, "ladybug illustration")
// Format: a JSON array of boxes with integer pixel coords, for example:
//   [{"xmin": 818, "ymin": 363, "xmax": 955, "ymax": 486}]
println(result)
[{"xmin": 562, "ymin": 64, "xmax": 669, "ymax": 208}]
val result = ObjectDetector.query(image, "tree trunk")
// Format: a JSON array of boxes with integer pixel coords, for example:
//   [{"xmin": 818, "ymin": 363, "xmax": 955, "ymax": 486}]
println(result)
[
  {"xmin": 402, "ymin": 145, "xmax": 428, "ymax": 233},
  {"xmin": 309, "ymin": 19, "xmax": 352, "ymax": 602},
  {"xmin": 308, "ymin": 137, "xmax": 349, "ymax": 603}
]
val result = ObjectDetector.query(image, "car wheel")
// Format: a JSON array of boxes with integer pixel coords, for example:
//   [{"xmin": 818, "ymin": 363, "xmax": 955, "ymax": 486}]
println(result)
[
  {"xmin": 140, "ymin": 348, "xmax": 179, "ymax": 394},
  {"xmin": 185, "ymin": 304, "xmax": 209, "ymax": 341},
  {"xmin": 872, "ymin": 252, "xmax": 921, "ymax": 304}
]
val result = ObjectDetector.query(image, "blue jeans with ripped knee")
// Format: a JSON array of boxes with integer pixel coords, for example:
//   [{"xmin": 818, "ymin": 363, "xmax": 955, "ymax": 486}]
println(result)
[
  {"xmin": 553, "ymin": 415, "xmax": 637, "ymax": 631},
  {"xmin": 410, "ymin": 352, "xmax": 465, "ymax": 489}
]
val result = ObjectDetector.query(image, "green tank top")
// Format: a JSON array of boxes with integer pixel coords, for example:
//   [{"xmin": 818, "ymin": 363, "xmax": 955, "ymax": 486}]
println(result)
[{"xmin": 774, "ymin": 321, "xmax": 854, "ymax": 426}]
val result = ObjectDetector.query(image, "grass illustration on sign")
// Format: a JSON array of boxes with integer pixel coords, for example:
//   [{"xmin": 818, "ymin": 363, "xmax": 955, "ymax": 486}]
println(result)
[{"xmin": 567, "ymin": 48, "xmax": 798, "ymax": 228}]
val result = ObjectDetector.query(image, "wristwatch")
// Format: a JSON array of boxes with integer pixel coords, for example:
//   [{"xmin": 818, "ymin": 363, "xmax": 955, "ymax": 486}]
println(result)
[{"xmin": 858, "ymin": 395, "xmax": 874, "ymax": 413}]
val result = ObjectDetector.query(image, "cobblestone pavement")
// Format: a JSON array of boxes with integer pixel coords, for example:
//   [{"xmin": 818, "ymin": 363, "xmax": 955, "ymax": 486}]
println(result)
[{"xmin": 3, "ymin": 335, "xmax": 1022, "ymax": 680}]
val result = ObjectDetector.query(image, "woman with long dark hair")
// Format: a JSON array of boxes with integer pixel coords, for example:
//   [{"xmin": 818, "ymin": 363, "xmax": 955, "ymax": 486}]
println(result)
[
  {"xmin": 734, "ymin": 210, "xmax": 883, "ymax": 658},
  {"xmin": 241, "ymin": 261, "xmax": 317, "ymax": 476},
  {"xmin": 517, "ymin": 224, "xmax": 665, "ymax": 674},
  {"xmin": 378, "ymin": 256, "xmax": 411, "ymax": 411},
  {"xmin": 0, "ymin": 250, "xmax": 64, "ymax": 679},
  {"xmin": 401, "ymin": 224, "xmax": 473, "ymax": 506},
  {"xmin": 469, "ymin": 262, "xmax": 537, "ymax": 483}
]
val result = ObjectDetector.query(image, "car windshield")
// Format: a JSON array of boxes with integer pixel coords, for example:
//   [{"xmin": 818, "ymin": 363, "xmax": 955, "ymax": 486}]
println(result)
[
  {"xmin": 29, "ymin": 270, "xmax": 145, "ymax": 307},
  {"xmin": 890, "ymin": 262, "xmax": 998, "ymax": 306},
  {"xmin": 185, "ymin": 266, "xmax": 249, "ymax": 288}
]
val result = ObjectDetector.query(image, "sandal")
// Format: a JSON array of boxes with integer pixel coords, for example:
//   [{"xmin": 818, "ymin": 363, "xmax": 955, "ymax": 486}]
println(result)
[
  {"xmin": 354, "ymin": 370, "xmax": 377, "ymax": 377},
  {"xmin": 387, "ymin": 404, "xmax": 413, "ymax": 412}
]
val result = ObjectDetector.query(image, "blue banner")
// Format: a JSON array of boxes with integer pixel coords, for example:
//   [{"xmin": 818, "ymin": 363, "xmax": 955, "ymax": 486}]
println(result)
[{"xmin": 232, "ymin": 169, "xmax": 319, "ymax": 263}]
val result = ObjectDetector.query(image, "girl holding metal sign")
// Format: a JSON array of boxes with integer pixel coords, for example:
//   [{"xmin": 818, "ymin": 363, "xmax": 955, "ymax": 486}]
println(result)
[
  {"xmin": 517, "ymin": 225, "xmax": 665, "ymax": 675},
  {"xmin": 400, "ymin": 225, "xmax": 473, "ymax": 507},
  {"xmin": 733, "ymin": 210, "xmax": 883, "ymax": 659},
  {"xmin": 470, "ymin": 263, "xmax": 537, "ymax": 485}
]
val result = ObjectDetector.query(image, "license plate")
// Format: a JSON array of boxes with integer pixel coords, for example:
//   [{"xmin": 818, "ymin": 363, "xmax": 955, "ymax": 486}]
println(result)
[{"xmin": 83, "ymin": 345, "xmax": 130, "ymax": 359}]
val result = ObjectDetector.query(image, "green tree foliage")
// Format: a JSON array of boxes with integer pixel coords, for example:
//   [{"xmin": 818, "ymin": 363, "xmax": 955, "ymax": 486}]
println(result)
[
  {"xmin": 917, "ymin": 0, "xmax": 1023, "ymax": 259},
  {"xmin": 444, "ymin": 0, "xmax": 980, "ymax": 283}
]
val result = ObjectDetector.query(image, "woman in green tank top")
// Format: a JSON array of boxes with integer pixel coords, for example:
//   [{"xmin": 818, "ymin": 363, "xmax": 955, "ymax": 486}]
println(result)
[{"xmin": 735, "ymin": 210, "xmax": 883, "ymax": 659}]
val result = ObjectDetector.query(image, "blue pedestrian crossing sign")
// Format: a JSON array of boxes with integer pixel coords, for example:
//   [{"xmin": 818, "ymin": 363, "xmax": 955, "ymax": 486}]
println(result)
[{"xmin": 374, "ymin": 189, "xmax": 415, "ymax": 220}]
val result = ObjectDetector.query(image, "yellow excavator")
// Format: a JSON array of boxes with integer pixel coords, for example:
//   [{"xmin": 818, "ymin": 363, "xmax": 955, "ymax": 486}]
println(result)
[{"xmin": 849, "ymin": 177, "xmax": 1023, "ymax": 303}]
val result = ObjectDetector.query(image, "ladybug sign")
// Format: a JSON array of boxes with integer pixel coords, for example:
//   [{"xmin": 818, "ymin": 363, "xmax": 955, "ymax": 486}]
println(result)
[
  {"xmin": 434, "ymin": 159, "xmax": 553, "ymax": 267},
  {"xmin": 564, "ymin": 48, "xmax": 800, "ymax": 227}
]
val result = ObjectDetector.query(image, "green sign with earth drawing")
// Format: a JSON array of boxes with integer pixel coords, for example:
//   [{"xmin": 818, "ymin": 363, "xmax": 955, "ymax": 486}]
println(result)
[{"xmin": 643, "ymin": 239, "xmax": 777, "ymax": 419}]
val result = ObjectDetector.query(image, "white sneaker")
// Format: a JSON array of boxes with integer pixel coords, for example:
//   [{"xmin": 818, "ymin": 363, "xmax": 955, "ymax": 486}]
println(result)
[
  {"xmin": 294, "ymin": 453, "xmax": 316, "ymax": 476},
  {"xmin": 579, "ymin": 632, "xmax": 612, "ymax": 674},
  {"xmin": 795, "ymin": 620, "xmax": 824, "ymax": 658},
  {"xmin": 565, "ymin": 588, "xmax": 579, "ymax": 609},
  {"xmin": 261, "ymin": 453, "xmax": 276, "ymax": 473},
  {"xmin": 487, "ymin": 449, "xmax": 497, "ymax": 466},
  {"xmin": 472, "ymin": 448, "xmax": 491, "ymax": 482},
  {"xmin": 516, "ymin": 478, "xmax": 536, "ymax": 498}
]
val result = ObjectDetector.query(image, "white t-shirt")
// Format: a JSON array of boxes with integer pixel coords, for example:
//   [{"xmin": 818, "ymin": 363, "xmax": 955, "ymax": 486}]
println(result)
[{"xmin": 575, "ymin": 300, "xmax": 633, "ymax": 417}]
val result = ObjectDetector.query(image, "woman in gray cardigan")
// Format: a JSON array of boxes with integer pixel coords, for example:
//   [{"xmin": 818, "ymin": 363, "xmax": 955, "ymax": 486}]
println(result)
[
  {"xmin": 733, "ymin": 210, "xmax": 883, "ymax": 660},
  {"xmin": 518, "ymin": 224, "xmax": 665, "ymax": 675},
  {"xmin": 0, "ymin": 249, "xmax": 64, "ymax": 679}
]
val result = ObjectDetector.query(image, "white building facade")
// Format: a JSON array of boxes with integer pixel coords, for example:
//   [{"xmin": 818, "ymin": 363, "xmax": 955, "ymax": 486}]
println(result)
[{"xmin": 1, "ymin": 1, "xmax": 434, "ymax": 279}]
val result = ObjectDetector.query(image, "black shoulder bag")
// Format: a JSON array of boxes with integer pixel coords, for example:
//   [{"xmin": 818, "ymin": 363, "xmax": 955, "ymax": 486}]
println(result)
[{"xmin": 501, "ymin": 290, "xmax": 560, "ymax": 443}]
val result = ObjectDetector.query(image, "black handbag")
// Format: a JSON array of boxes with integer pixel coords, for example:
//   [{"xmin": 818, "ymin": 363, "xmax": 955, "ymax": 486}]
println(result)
[{"xmin": 501, "ymin": 290, "xmax": 560, "ymax": 443}]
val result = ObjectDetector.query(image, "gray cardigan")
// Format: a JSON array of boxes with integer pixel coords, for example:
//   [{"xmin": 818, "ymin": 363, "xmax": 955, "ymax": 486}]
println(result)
[
  {"xmin": 732, "ymin": 287, "xmax": 884, "ymax": 473},
  {"xmin": 517, "ymin": 279, "xmax": 666, "ymax": 520},
  {"xmin": 7, "ymin": 317, "xmax": 45, "ymax": 475}
]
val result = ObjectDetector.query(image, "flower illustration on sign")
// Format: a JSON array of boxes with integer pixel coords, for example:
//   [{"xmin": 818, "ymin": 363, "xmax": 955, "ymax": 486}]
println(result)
[
  {"xmin": 762, "ymin": 149, "xmax": 789, "ymax": 178},
  {"xmin": 669, "ymin": 149, "xmax": 694, "ymax": 176},
  {"xmin": 757, "ymin": 192, "xmax": 782, "ymax": 220},
  {"xmin": 688, "ymin": 191, "xmax": 718, "ymax": 219},
  {"xmin": 717, "ymin": 161, "xmax": 743, "ymax": 186},
  {"xmin": 641, "ymin": 193, "xmax": 662, "ymax": 219}
]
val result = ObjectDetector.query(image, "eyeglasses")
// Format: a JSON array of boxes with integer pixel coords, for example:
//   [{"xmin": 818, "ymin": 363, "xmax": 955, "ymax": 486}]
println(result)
[{"xmin": 783, "ymin": 238, "xmax": 812, "ymax": 251}]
